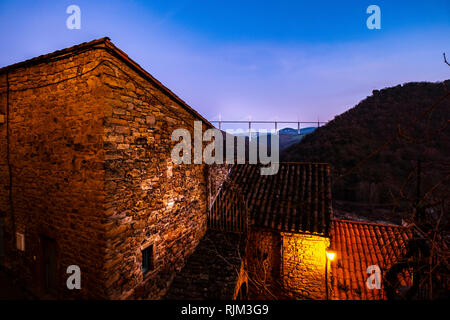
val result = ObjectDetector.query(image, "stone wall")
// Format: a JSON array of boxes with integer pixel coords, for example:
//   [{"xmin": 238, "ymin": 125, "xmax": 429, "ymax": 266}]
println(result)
[
  {"xmin": 98, "ymin": 50, "xmax": 215, "ymax": 299},
  {"xmin": 281, "ymin": 232, "xmax": 330, "ymax": 300},
  {"xmin": 0, "ymin": 40, "xmax": 219, "ymax": 299},
  {"xmin": 0, "ymin": 49, "xmax": 108, "ymax": 298},
  {"xmin": 0, "ymin": 73, "xmax": 8, "ymax": 268},
  {"xmin": 247, "ymin": 230, "xmax": 281, "ymax": 292},
  {"xmin": 245, "ymin": 230, "xmax": 333, "ymax": 300},
  {"xmin": 206, "ymin": 163, "xmax": 231, "ymax": 210}
]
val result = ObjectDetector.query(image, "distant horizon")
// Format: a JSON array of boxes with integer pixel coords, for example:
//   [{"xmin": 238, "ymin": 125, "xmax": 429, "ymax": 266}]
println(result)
[
  {"xmin": 2, "ymin": 34, "xmax": 448, "ymax": 126},
  {"xmin": 1, "ymin": 0, "xmax": 449, "ymax": 123}
]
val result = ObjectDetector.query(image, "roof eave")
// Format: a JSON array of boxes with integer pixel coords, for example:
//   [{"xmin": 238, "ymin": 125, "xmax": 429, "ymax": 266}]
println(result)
[{"xmin": 0, "ymin": 37, "xmax": 213, "ymax": 128}]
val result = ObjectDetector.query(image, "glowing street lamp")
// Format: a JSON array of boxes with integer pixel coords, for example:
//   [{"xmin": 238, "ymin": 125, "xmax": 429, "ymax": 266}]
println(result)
[
  {"xmin": 326, "ymin": 250, "xmax": 336, "ymax": 261},
  {"xmin": 325, "ymin": 250, "xmax": 336, "ymax": 300}
]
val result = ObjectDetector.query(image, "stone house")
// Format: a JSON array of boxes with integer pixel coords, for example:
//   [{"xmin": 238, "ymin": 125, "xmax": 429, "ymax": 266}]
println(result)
[
  {"xmin": 207, "ymin": 162, "xmax": 413, "ymax": 300},
  {"xmin": 0, "ymin": 38, "xmax": 413, "ymax": 300},
  {"xmin": 209, "ymin": 162, "xmax": 333, "ymax": 299},
  {"xmin": 0, "ymin": 37, "xmax": 227, "ymax": 299}
]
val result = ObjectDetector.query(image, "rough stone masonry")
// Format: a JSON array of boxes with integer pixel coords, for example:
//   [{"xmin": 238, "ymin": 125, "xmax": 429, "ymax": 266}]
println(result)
[{"xmin": 0, "ymin": 38, "xmax": 228, "ymax": 299}]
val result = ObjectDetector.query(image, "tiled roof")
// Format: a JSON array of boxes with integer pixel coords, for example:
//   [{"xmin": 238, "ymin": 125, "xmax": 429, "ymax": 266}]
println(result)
[
  {"xmin": 330, "ymin": 219, "xmax": 413, "ymax": 300},
  {"xmin": 165, "ymin": 230, "xmax": 246, "ymax": 299},
  {"xmin": 212, "ymin": 163, "xmax": 333, "ymax": 235}
]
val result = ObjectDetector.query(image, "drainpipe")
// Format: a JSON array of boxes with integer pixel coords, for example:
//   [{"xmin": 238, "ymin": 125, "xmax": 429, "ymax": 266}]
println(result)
[{"xmin": 325, "ymin": 255, "xmax": 329, "ymax": 300}]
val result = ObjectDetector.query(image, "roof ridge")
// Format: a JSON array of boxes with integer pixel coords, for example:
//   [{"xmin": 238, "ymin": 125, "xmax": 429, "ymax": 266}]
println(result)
[
  {"xmin": 332, "ymin": 218, "xmax": 405, "ymax": 229},
  {"xmin": 232, "ymin": 162, "xmax": 331, "ymax": 166},
  {"xmin": 0, "ymin": 37, "xmax": 213, "ymax": 128},
  {"xmin": 0, "ymin": 37, "xmax": 110, "ymax": 72},
  {"xmin": 102, "ymin": 39, "xmax": 212, "ymax": 127}
]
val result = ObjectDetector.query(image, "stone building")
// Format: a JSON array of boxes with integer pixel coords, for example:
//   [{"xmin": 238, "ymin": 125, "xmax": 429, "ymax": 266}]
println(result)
[
  {"xmin": 208, "ymin": 162, "xmax": 413, "ymax": 300},
  {"xmin": 0, "ymin": 38, "xmax": 413, "ymax": 300},
  {"xmin": 0, "ymin": 38, "xmax": 227, "ymax": 299},
  {"xmin": 209, "ymin": 163, "xmax": 333, "ymax": 299}
]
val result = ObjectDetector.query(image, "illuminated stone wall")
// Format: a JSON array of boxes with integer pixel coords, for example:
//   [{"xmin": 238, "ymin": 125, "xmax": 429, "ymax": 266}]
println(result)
[
  {"xmin": 99, "ymin": 49, "xmax": 221, "ymax": 299},
  {"xmin": 0, "ymin": 48, "xmax": 108, "ymax": 299},
  {"xmin": 281, "ymin": 232, "xmax": 330, "ymax": 300},
  {"xmin": 0, "ymin": 40, "xmax": 225, "ymax": 299}
]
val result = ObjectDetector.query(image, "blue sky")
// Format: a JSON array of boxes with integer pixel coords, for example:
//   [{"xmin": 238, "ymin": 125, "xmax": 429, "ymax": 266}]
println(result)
[{"xmin": 1, "ymin": 0, "xmax": 449, "ymax": 125}]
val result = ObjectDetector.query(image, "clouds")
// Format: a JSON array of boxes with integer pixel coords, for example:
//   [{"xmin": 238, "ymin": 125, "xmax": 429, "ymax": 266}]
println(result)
[
  {"xmin": 148, "ymin": 29, "xmax": 449, "ymax": 122},
  {"xmin": 1, "ymin": 1, "xmax": 449, "ymax": 125}
]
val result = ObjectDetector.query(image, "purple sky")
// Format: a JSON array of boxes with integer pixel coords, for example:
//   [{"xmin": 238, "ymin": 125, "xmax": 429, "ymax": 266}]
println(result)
[{"xmin": 1, "ymin": 1, "xmax": 449, "ymax": 128}]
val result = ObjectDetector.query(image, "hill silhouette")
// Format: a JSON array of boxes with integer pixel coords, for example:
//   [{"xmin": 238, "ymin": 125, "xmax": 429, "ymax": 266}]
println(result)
[{"xmin": 282, "ymin": 80, "xmax": 450, "ymax": 220}]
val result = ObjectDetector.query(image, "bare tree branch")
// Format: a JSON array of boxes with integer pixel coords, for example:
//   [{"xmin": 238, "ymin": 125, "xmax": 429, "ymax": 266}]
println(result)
[{"xmin": 444, "ymin": 53, "xmax": 450, "ymax": 67}]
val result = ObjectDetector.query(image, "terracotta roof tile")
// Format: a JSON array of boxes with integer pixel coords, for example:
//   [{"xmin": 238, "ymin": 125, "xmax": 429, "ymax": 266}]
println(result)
[
  {"xmin": 330, "ymin": 219, "xmax": 413, "ymax": 300},
  {"xmin": 212, "ymin": 163, "xmax": 333, "ymax": 235}
]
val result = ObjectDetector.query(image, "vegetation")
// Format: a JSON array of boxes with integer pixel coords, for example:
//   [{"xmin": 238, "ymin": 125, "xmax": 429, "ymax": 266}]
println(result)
[{"xmin": 282, "ymin": 80, "xmax": 450, "ymax": 220}]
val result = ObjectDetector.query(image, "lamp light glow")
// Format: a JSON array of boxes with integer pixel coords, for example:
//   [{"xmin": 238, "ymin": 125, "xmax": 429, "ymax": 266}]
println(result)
[{"xmin": 326, "ymin": 250, "xmax": 336, "ymax": 261}]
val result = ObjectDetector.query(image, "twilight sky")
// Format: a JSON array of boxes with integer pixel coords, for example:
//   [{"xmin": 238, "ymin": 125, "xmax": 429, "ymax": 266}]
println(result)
[{"xmin": 1, "ymin": 0, "xmax": 449, "ymax": 126}]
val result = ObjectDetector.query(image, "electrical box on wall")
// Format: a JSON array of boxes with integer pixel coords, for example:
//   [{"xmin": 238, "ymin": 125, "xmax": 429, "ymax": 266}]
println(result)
[{"xmin": 16, "ymin": 232, "xmax": 25, "ymax": 251}]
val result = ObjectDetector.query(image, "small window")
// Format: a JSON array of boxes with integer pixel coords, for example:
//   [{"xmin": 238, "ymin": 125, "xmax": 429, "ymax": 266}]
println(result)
[
  {"xmin": 142, "ymin": 245, "xmax": 154, "ymax": 275},
  {"xmin": 16, "ymin": 232, "xmax": 25, "ymax": 251}
]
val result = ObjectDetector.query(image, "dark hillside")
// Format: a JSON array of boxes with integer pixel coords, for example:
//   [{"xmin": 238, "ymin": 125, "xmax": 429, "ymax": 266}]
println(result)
[{"xmin": 282, "ymin": 80, "xmax": 450, "ymax": 221}]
